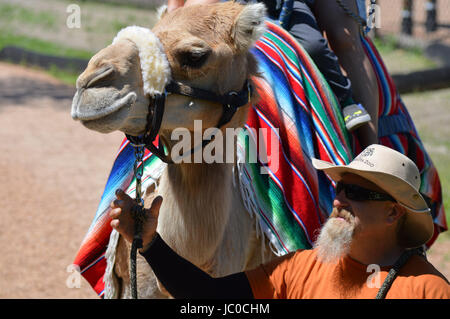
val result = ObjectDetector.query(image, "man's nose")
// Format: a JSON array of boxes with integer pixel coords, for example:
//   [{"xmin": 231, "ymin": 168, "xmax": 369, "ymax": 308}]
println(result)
[{"xmin": 333, "ymin": 188, "xmax": 350, "ymax": 208}]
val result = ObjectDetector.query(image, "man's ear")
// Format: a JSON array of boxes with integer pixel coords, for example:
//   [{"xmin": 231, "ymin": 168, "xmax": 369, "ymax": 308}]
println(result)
[
  {"xmin": 387, "ymin": 204, "xmax": 406, "ymax": 225},
  {"xmin": 232, "ymin": 3, "xmax": 267, "ymax": 52}
]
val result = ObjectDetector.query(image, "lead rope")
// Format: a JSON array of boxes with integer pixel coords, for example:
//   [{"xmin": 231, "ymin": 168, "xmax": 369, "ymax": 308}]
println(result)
[
  {"xmin": 375, "ymin": 247, "xmax": 426, "ymax": 299},
  {"xmin": 128, "ymin": 138, "xmax": 147, "ymax": 299}
]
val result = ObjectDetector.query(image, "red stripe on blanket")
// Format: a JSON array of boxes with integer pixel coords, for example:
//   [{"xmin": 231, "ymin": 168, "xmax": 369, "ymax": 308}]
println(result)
[
  {"xmin": 250, "ymin": 79, "xmax": 324, "ymax": 242},
  {"xmin": 266, "ymin": 24, "xmax": 348, "ymax": 158}
]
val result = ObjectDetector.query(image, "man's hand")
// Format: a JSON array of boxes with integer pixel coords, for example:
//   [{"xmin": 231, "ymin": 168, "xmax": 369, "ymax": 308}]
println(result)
[{"xmin": 109, "ymin": 189, "xmax": 163, "ymax": 252}]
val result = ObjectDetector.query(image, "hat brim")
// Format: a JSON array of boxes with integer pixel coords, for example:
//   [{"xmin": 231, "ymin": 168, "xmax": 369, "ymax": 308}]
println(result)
[{"xmin": 312, "ymin": 158, "xmax": 434, "ymax": 248}]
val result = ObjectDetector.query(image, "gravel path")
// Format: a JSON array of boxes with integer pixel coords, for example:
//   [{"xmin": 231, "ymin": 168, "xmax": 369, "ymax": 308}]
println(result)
[{"xmin": 0, "ymin": 62, "xmax": 123, "ymax": 298}]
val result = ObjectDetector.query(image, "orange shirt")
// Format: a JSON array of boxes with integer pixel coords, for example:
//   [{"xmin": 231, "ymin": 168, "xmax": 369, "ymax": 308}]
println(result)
[{"xmin": 245, "ymin": 249, "xmax": 450, "ymax": 299}]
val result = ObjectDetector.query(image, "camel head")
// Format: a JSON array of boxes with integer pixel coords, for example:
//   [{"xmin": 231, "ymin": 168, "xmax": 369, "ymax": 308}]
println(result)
[{"xmin": 71, "ymin": 2, "xmax": 266, "ymax": 144}]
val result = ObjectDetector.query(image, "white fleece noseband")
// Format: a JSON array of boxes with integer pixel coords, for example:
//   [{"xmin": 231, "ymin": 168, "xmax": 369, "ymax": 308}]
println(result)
[{"xmin": 113, "ymin": 26, "xmax": 171, "ymax": 96}]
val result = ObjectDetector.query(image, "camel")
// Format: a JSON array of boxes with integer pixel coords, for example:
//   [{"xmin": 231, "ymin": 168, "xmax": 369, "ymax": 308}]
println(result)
[{"xmin": 71, "ymin": 2, "xmax": 277, "ymax": 298}]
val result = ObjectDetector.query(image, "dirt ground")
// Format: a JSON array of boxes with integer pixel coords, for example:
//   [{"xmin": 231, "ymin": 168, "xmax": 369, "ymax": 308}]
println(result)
[
  {"xmin": 0, "ymin": 62, "xmax": 448, "ymax": 299},
  {"xmin": 0, "ymin": 62, "xmax": 121, "ymax": 298}
]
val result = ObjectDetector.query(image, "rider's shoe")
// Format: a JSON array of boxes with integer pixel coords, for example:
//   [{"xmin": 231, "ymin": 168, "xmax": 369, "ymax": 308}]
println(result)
[{"xmin": 343, "ymin": 103, "xmax": 371, "ymax": 132}]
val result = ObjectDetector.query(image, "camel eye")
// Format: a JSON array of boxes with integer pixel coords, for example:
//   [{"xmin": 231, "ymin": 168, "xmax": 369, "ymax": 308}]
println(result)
[{"xmin": 178, "ymin": 49, "xmax": 210, "ymax": 69}]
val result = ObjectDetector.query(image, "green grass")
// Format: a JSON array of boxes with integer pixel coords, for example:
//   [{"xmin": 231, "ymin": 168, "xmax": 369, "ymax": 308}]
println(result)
[
  {"xmin": 47, "ymin": 65, "xmax": 80, "ymax": 86},
  {"xmin": 0, "ymin": 33, "xmax": 94, "ymax": 60},
  {"xmin": 0, "ymin": 3, "xmax": 56, "ymax": 29},
  {"xmin": 373, "ymin": 35, "xmax": 438, "ymax": 73},
  {"xmin": 0, "ymin": 0, "xmax": 157, "ymax": 85},
  {"xmin": 0, "ymin": 32, "xmax": 93, "ymax": 85}
]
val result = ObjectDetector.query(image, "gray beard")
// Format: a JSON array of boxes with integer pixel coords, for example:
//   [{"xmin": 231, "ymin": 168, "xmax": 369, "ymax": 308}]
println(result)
[{"xmin": 314, "ymin": 208, "xmax": 356, "ymax": 264}]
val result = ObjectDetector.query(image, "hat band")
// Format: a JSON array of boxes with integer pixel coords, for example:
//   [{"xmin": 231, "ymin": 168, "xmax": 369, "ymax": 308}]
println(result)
[{"xmin": 397, "ymin": 202, "xmax": 430, "ymax": 213}]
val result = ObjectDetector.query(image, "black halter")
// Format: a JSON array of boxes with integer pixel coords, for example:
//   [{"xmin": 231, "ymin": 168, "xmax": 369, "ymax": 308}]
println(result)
[{"xmin": 126, "ymin": 80, "xmax": 253, "ymax": 164}]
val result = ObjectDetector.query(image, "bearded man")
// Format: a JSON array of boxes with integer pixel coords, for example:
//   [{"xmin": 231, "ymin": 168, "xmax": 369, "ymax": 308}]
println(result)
[{"xmin": 110, "ymin": 144, "xmax": 449, "ymax": 299}]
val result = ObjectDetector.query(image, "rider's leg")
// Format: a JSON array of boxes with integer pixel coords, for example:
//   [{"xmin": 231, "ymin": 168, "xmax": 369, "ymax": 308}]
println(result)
[
  {"xmin": 285, "ymin": 1, "xmax": 374, "ymax": 139},
  {"xmin": 285, "ymin": 1, "xmax": 353, "ymax": 108},
  {"xmin": 313, "ymin": 0, "xmax": 379, "ymax": 147}
]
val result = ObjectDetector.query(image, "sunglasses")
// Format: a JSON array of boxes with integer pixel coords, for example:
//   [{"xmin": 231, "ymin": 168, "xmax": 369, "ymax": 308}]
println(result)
[{"xmin": 335, "ymin": 182, "xmax": 396, "ymax": 202}]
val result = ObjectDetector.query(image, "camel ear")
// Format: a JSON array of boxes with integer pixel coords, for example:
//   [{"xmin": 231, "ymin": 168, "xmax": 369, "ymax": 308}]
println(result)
[
  {"xmin": 232, "ymin": 3, "xmax": 267, "ymax": 52},
  {"xmin": 156, "ymin": 5, "xmax": 168, "ymax": 20}
]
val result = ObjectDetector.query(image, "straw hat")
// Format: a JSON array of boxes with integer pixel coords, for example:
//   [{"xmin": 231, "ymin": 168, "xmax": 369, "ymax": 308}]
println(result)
[{"xmin": 312, "ymin": 144, "xmax": 433, "ymax": 248}]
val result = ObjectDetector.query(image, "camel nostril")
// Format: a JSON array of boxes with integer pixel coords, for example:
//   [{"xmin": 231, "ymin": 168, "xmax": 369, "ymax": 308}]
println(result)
[{"xmin": 85, "ymin": 65, "xmax": 115, "ymax": 89}]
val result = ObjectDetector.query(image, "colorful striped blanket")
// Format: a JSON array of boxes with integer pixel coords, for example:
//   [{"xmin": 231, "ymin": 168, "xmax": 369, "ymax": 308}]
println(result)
[
  {"xmin": 73, "ymin": 21, "xmax": 447, "ymax": 297},
  {"xmin": 359, "ymin": 34, "xmax": 447, "ymax": 245}
]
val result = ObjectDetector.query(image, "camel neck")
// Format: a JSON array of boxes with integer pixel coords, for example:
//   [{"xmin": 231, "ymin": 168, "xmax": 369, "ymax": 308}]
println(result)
[
  {"xmin": 166, "ymin": 161, "xmax": 233, "ymax": 196},
  {"xmin": 157, "ymin": 160, "xmax": 237, "ymax": 265}
]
